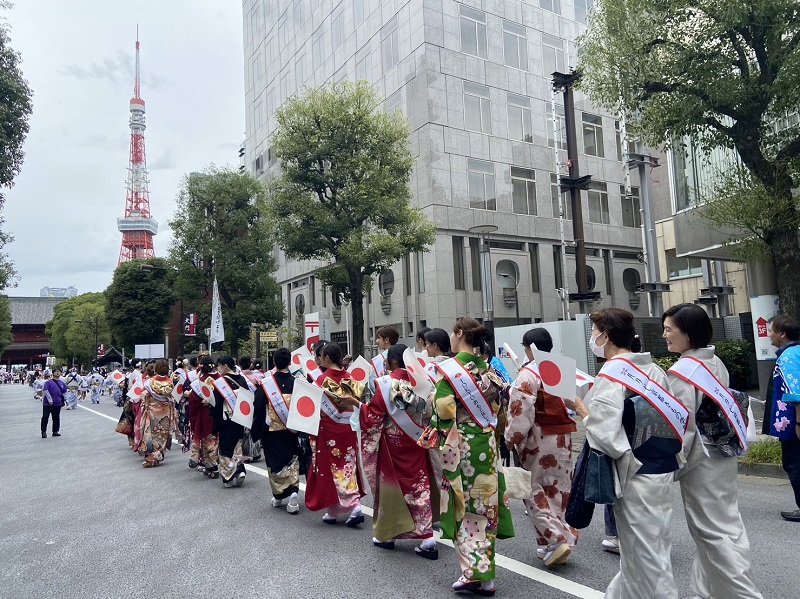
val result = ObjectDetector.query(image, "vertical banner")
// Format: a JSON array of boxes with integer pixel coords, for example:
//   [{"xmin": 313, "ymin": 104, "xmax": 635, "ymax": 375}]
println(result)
[
  {"xmin": 304, "ymin": 312, "xmax": 320, "ymax": 354},
  {"xmin": 750, "ymin": 294, "xmax": 780, "ymax": 360},
  {"xmin": 210, "ymin": 277, "xmax": 225, "ymax": 346},
  {"xmin": 184, "ymin": 313, "xmax": 197, "ymax": 336}
]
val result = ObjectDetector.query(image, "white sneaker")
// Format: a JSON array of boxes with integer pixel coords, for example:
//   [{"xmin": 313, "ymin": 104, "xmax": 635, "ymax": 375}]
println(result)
[
  {"xmin": 271, "ymin": 497, "xmax": 288, "ymax": 508},
  {"xmin": 286, "ymin": 492, "xmax": 300, "ymax": 514},
  {"xmin": 602, "ymin": 537, "xmax": 620, "ymax": 554},
  {"xmin": 536, "ymin": 547, "xmax": 546, "ymax": 560}
]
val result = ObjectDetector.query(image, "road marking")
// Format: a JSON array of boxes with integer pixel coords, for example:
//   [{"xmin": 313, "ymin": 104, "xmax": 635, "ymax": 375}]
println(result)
[{"xmin": 82, "ymin": 404, "xmax": 605, "ymax": 599}]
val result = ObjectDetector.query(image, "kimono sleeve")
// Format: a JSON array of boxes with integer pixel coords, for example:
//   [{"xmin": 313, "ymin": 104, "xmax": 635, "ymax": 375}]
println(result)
[
  {"xmin": 505, "ymin": 370, "xmax": 538, "ymax": 447},
  {"xmin": 584, "ymin": 377, "xmax": 630, "ymax": 460}
]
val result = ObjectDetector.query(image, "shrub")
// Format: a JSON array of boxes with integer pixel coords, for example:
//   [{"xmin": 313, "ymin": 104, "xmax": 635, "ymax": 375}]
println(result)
[
  {"xmin": 714, "ymin": 340, "xmax": 753, "ymax": 389},
  {"xmin": 653, "ymin": 355, "xmax": 678, "ymax": 372},
  {"xmin": 741, "ymin": 437, "xmax": 783, "ymax": 465}
]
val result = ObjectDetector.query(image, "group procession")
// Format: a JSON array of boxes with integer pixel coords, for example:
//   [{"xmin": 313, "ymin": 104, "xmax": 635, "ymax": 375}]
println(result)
[{"xmin": 37, "ymin": 304, "xmax": 800, "ymax": 599}]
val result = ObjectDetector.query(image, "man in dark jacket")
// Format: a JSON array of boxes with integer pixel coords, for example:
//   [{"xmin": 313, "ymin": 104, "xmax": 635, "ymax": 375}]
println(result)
[{"xmin": 42, "ymin": 369, "xmax": 67, "ymax": 438}]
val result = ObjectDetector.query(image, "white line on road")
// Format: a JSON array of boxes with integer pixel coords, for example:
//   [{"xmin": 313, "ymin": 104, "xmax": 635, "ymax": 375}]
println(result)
[{"xmin": 81, "ymin": 403, "xmax": 605, "ymax": 599}]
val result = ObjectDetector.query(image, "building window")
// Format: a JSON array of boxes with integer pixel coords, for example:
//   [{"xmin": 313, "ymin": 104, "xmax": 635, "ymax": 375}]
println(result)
[
  {"xmin": 511, "ymin": 167, "xmax": 536, "ymax": 215},
  {"xmin": 541, "ymin": 34, "xmax": 565, "ymax": 75},
  {"xmin": 295, "ymin": 52, "xmax": 306, "ymax": 88},
  {"xmin": 577, "ymin": 265, "xmax": 597, "ymax": 291},
  {"xmin": 503, "ymin": 21, "xmax": 527, "ymax": 70},
  {"xmin": 507, "ymin": 93, "xmax": 532, "ymax": 143},
  {"xmin": 404, "ymin": 253, "xmax": 412, "ymax": 296},
  {"xmin": 460, "ymin": 6, "xmax": 488, "ymax": 59},
  {"xmin": 464, "ymin": 82, "xmax": 492, "ymax": 134},
  {"xmin": 666, "ymin": 249, "xmax": 703, "ymax": 279},
  {"xmin": 386, "ymin": 90, "xmax": 402, "ymax": 113},
  {"xmin": 468, "ymin": 159, "xmax": 496, "ymax": 211},
  {"xmin": 355, "ymin": 44, "xmax": 370, "ymax": 80},
  {"xmin": 416, "ymin": 251, "xmax": 425, "ymax": 293},
  {"xmin": 381, "ymin": 17, "xmax": 399, "ymax": 72},
  {"xmin": 615, "ymin": 121, "xmax": 636, "ymax": 161},
  {"xmin": 528, "ymin": 243, "xmax": 541, "ymax": 292},
  {"xmin": 452, "ymin": 236, "xmax": 466, "ymax": 290},
  {"xmin": 574, "ymin": 0, "xmax": 593, "ymax": 23},
  {"xmin": 469, "ymin": 237, "xmax": 482, "ymax": 290},
  {"xmin": 378, "ymin": 269, "xmax": 395, "ymax": 296},
  {"xmin": 331, "ymin": 4, "xmax": 345, "ymax": 49},
  {"xmin": 582, "ymin": 113, "xmax": 605, "ymax": 157},
  {"xmin": 620, "ymin": 185, "xmax": 641, "ymax": 228},
  {"xmin": 540, "ymin": 0, "xmax": 561, "ymax": 14},
  {"xmin": 546, "ymin": 103, "xmax": 566, "ymax": 149},
  {"xmin": 551, "ymin": 173, "xmax": 572, "ymax": 219},
  {"xmin": 312, "ymin": 26, "xmax": 324, "ymax": 71},
  {"xmin": 587, "ymin": 181, "xmax": 610, "ymax": 224},
  {"xmin": 353, "ymin": 0, "xmax": 365, "ymax": 27}
]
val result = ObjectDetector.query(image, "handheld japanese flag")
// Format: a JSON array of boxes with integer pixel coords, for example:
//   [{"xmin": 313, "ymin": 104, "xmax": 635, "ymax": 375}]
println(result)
[
  {"xmin": 290, "ymin": 348, "xmax": 306, "ymax": 371},
  {"xmin": 231, "ymin": 388, "xmax": 255, "ymax": 429},
  {"xmin": 171, "ymin": 370, "xmax": 188, "ymax": 401},
  {"xmin": 532, "ymin": 348, "xmax": 577, "ymax": 400},
  {"xmin": 347, "ymin": 355, "xmax": 372, "ymax": 384},
  {"xmin": 127, "ymin": 379, "xmax": 145, "ymax": 401},
  {"xmin": 190, "ymin": 377, "xmax": 215, "ymax": 406},
  {"xmin": 576, "ymin": 368, "xmax": 595, "ymax": 399},
  {"xmin": 371, "ymin": 353, "xmax": 386, "ymax": 377},
  {"xmin": 503, "ymin": 343, "xmax": 522, "ymax": 371},
  {"xmin": 209, "ymin": 276, "xmax": 225, "ymax": 347},
  {"xmin": 287, "ymin": 379, "xmax": 323, "ymax": 435},
  {"xmin": 415, "ymin": 352, "xmax": 437, "ymax": 382},
  {"xmin": 402, "ymin": 348, "xmax": 433, "ymax": 400},
  {"xmin": 110, "ymin": 370, "xmax": 125, "ymax": 385}
]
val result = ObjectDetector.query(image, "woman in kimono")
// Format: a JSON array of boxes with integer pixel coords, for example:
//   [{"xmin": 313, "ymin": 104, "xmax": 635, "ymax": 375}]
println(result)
[
  {"xmin": 211, "ymin": 355, "xmax": 249, "ymax": 488},
  {"xmin": 252, "ymin": 347, "xmax": 302, "ymax": 514},
  {"xmin": 423, "ymin": 317, "xmax": 514, "ymax": 596},
  {"xmin": 188, "ymin": 355, "xmax": 220, "ymax": 479},
  {"xmin": 306, "ymin": 342, "xmax": 366, "ymax": 526},
  {"xmin": 137, "ymin": 359, "xmax": 177, "ymax": 468},
  {"xmin": 662, "ymin": 303, "xmax": 762, "ymax": 599},
  {"xmin": 574, "ymin": 308, "xmax": 684, "ymax": 599},
  {"xmin": 341, "ymin": 344, "xmax": 439, "ymax": 558},
  {"xmin": 505, "ymin": 328, "xmax": 578, "ymax": 567},
  {"xmin": 423, "ymin": 327, "xmax": 453, "ymax": 361}
]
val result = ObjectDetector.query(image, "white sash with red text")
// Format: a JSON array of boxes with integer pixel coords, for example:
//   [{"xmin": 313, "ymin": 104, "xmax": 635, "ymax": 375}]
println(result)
[
  {"xmin": 376, "ymin": 376, "xmax": 424, "ymax": 442},
  {"xmin": 669, "ymin": 356, "xmax": 748, "ymax": 451},
  {"xmin": 260, "ymin": 373, "xmax": 290, "ymax": 426},
  {"xmin": 437, "ymin": 358, "xmax": 497, "ymax": 430},
  {"xmin": 599, "ymin": 357, "xmax": 689, "ymax": 440},
  {"xmin": 320, "ymin": 394, "xmax": 354, "ymax": 425},
  {"xmin": 371, "ymin": 354, "xmax": 386, "ymax": 377},
  {"xmin": 213, "ymin": 376, "xmax": 238, "ymax": 411},
  {"xmin": 242, "ymin": 371, "xmax": 259, "ymax": 393}
]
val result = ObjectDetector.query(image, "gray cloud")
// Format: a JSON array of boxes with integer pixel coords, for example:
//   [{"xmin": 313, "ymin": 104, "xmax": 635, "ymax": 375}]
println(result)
[
  {"xmin": 149, "ymin": 147, "xmax": 177, "ymax": 171},
  {"xmin": 60, "ymin": 50, "xmax": 166, "ymax": 90}
]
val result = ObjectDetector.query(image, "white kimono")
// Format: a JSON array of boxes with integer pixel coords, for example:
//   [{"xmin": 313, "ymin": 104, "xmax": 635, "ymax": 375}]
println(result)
[
  {"xmin": 584, "ymin": 352, "xmax": 678, "ymax": 599},
  {"xmin": 669, "ymin": 347, "xmax": 762, "ymax": 599}
]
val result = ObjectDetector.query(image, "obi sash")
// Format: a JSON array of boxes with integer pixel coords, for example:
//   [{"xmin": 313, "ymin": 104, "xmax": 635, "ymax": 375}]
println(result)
[
  {"xmin": 376, "ymin": 375, "xmax": 424, "ymax": 442},
  {"xmin": 213, "ymin": 376, "xmax": 238, "ymax": 411},
  {"xmin": 599, "ymin": 357, "xmax": 689, "ymax": 441},
  {"xmin": 669, "ymin": 356, "xmax": 748, "ymax": 451},
  {"xmin": 144, "ymin": 379, "xmax": 172, "ymax": 402},
  {"xmin": 261, "ymin": 373, "xmax": 289, "ymax": 426},
  {"xmin": 437, "ymin": 357, "xmax": 497, "ymax": 429}
]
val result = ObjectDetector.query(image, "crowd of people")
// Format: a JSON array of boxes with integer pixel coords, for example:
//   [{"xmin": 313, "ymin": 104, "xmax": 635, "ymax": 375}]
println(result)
[{"xmin": 39, "ymin": 305, "xmax": 800, "ymax": 598}]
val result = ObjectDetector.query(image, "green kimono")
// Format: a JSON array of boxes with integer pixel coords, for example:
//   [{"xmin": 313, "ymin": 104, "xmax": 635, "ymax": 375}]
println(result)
[{"xmin": 431, "ymin": 352, "xmax": 514, "ymax": 582}]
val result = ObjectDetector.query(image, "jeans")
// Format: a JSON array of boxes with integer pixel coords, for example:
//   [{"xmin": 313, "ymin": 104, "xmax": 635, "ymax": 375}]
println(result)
[
  {"xmin": 781, "ymin": 438, "xmax": 800, "ymax": 508},
  {"xmin": 41, "ymin": 405, "xmax": 62, "ymax": 433}
]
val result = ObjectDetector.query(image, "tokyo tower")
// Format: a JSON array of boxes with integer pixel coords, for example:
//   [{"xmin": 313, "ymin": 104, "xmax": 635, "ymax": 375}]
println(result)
[{"xmin": 117, "ymin": 32, "xmax": 157, "ymax": 264}]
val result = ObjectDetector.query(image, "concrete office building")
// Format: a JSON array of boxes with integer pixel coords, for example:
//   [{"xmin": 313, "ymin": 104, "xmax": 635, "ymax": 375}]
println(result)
[{"xmin": 242, "ymin": 0, "xmax": 649, "ymax": 352}]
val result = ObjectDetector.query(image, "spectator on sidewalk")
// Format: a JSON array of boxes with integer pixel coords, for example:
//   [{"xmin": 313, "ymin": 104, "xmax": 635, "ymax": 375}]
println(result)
[{"xmin": 42, "ymin": 369, "xmax": 67, "ymax": 438}]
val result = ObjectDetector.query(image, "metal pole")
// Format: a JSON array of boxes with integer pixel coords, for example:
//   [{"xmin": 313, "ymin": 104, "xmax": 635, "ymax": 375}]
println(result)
[
  {"xmin": 551, "ymin": 86, "xmax": 571, "ymax": 320},
  {"xmin": 636, "ymin": 139, "xmax": 663, "ymax": 317},
  {"xmin": 479, "ymin": 235, "xmax": 495, "ymax": 352},
  {"xmin": 515, "ymin": 284, "xmax": 520, "ymax": 325}
]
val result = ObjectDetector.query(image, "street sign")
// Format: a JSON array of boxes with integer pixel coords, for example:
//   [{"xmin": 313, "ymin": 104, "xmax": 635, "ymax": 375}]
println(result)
[{"xmin": 260, "ymin": 331, "xmax": 278, "ymax": 343}]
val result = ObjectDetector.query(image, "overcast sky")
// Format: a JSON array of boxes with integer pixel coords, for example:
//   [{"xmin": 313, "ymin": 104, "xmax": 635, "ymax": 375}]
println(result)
[{"xmin": 2, "ymin": 1, "xmax": 245, "ymax": 296}]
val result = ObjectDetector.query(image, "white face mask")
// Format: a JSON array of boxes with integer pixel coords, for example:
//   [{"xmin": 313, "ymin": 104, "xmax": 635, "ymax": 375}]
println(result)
[{"xmin": 589, "ymin": 333, "xmax": 607, "ymax": 359}]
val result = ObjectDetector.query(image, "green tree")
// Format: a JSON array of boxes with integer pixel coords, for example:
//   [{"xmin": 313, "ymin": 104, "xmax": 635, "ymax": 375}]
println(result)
[
  {"xmin": 168, "ymin": 166, "xmax": 283, "ymax": 355},
  {"xmin": 105, "ymin": 258, "xmax": 176, "ymax": 354},
  {"xmin": 268, "ymin": 81, "xmax": 436, "ymax": 357},
  {"xmin": 45, "ymin": 293, "xmax": 109, "ymax": 367},
  {"xmin": 579, "ymin": 0, "xmax": 800, "ymax": 318},
  {"xmin": 0, "ymin": 294, "xmax": 12, "ymax": 355}
]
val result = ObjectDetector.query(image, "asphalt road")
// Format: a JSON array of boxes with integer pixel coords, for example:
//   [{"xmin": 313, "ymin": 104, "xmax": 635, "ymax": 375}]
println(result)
[{"xmin": 1, "ymin": 383, "xmax": 796, "ymax": 599}]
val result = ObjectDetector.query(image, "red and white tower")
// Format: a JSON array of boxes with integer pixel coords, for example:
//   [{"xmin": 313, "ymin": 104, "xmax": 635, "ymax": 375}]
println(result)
[{"xmin": 117, "ymin": 32, "xmax": 157, "ymax": 265}]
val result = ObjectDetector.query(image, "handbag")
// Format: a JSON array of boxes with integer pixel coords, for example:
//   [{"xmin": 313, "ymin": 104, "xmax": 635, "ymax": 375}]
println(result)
[
  {"xmin": 565, "ymin": 440, "xmax": 596, "ymax": 529},
  {"xmin": 500, "ymin": 450, "xmax": 531, "ymax": 501},
  {"xmin": 585, "ymin": 448, "xmax": 616, "ymax": 504}
]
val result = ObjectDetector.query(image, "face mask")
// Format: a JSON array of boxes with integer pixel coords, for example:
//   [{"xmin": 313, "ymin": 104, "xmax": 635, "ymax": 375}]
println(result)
[{"xmin": 589, "ymin": 333, "xmax": 607, "ymax": 359}]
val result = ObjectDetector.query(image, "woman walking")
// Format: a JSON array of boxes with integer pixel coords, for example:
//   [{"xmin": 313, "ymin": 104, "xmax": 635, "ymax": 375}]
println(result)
[
  {"xmin": 187, "ymin": 355, "xmax": 220, "ymax": 479},
  {"xmin": 211, "ymin": 356, "xmax": 249, "ymax": 488},
  {"xmin": 138, "ymin": 359, "xmax": 177, "ymax": 468}
]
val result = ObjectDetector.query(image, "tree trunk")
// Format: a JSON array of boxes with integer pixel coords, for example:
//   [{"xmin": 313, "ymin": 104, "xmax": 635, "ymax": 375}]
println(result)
[
  {"xmin": 349, "ymin": 273, "xmax": 366, "ymax": 358},
  {"xmin": 771, "ymin": 224, "xmax": 800, "ymax": 321}
]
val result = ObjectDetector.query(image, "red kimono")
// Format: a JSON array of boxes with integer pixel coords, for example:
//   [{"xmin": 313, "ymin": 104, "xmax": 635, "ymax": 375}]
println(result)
[{"xmin": 305, "ymin": 368, "xmax": 365, "ymax": 515}]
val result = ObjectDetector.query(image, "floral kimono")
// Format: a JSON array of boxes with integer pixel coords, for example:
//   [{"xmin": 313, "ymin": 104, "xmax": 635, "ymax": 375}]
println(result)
[
  {"xmin": 137, "ymin": 375, "xmax": 177, "ymax": 466},
  {"xmin": 188, "ymin": 372, "xmax": 219, "ymax": 473},
  {"xmin": 357, "ymin": 369, "xmax": 439, "ymax": 542},
  {"xmin": 421, "ymin": 352, "xmax": 514, "ymax": 582}
]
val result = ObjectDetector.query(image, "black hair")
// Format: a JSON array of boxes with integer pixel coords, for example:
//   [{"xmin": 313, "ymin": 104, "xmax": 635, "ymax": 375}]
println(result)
[
  {"xmin": 253, "ymin": 358, "xmax": 264, "ymax": 370},
  {"xmin": 216, "ymin": 355, "xmax": 236, "ymax": 370},
  {"xmin": 416, "ymin": 327, "xmax": 431, "ymax": 342},
  {"xmin": 376, "ymin": 326, "xmax": 399, "ymax": 345},
  {"xmin": 238, "ymin": 355, "xmax": 252, "ymax": 370},
  {"xmin": 452, "ymin": 316, "xmax": 492, "ymax": 347},
  {"xmin": 387, "ymin": 343, "xmax": 408, "ymax": 369},
  {"xmin": 769, "ymin": 315, "xmax": 800, "ymax": 342},
  {"xmin": 188, "ymin": 356, "xmax": 198, "ymax": 368},
  {"xmin": 479, "ymin": 340, "xmax": 492, "ymax": 359},
  {"xmin": 424, "ymin": 328, "xmax": 451, "ymax": 353},
  {"xmin": 522, "ymin": 328, "xmax": 553, "ymax": 352},
  {"xmin": 199, "ymin": 356, "xmax": 215, "ymax": 375},
  {"xmin": 273, "ymin": 348, "xmax": 291, "ymax": 370},
  {"xmin": 590, "ymin": 308, "xmax": 641, "ymax": 352},
  {"xmin": 319, "ymin": 342, "xmax": 344, "ymax": 368},
  {"xmin": 312, "ymin": 340, "xmax": 329, "ymax": 358},
  {"xmin": 662, "ymin": 303, "xmax": 713, "ymax": 350}
]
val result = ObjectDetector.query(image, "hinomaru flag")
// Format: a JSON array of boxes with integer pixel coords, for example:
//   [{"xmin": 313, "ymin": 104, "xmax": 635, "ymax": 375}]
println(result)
[
  {"xmin": 532, "ymin": 348, "xmax": 577, "ymax": 400},
  {"xmin": 347, "ymin": 356, "xmax": 372, "ymax": 384},
  {"xmin": 402, "ymin": 348, "xmax": 433, "ymax": 400},
  {"xmin": 287, "ymin": 379, "xmax": 323, "ymax": 435},
  {"xmin": 231, "ymin": 388, "xmax": 255, "ymax": 429}
]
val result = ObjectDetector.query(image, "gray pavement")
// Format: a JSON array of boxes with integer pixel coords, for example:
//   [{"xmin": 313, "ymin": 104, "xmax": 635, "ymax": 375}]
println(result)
[{"xmin": 1, "ymin": 383, "xmax": 797, "ymax": 599}]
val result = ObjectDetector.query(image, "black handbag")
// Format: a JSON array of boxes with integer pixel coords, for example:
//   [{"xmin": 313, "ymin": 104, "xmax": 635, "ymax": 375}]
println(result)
[
  {"xmin": 565, "ymin": 440, "xmax": 595, "ymax": 529},
  {"xmin": 585, "ymin": 448, "xmax": 616, "ymax": 504}
]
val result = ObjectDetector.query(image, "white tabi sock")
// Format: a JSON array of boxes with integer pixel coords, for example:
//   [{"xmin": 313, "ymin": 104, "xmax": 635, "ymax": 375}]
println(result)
[{"xmin": 419, "ymin": 538, "xmax": 436, "ymax": 550}]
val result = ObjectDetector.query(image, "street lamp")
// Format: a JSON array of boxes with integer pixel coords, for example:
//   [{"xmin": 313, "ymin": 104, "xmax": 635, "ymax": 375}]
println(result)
[
  {"xmin": 498, "ymin": 272, "xmax": 520, "ymax": 325},
  {"xmin": 468, "ymin": 224, "xmax": 498, "ymax": 352}
]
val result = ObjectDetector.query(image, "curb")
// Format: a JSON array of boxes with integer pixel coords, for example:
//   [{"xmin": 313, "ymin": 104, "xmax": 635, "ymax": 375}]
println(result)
[{"xmin": 738, "ymin": 461, "xmax": 787, "ymax": 480}]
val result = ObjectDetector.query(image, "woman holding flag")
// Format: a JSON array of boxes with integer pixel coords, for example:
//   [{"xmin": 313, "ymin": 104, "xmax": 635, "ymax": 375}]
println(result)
[
  {"xmin": 211, "ymin": 356, "xmax": 249, "ymax": 488},
  {"xmin": 662, "ymin": 303, "xmax": 762, "ymax": 599},
  {"xmin": 187, "ymin": 355, "xmax": 220, "ymax": 478},
  {"xmin": 138, "ymin": 359, "xmax": 177, "ymax": 468},
  {"xmin": 423, "ymin": 317, "xmax": 514, "ymax": 596},
  {"xmin": 574, "ymin": 308, "xmax": 685, "ymax": 599}
]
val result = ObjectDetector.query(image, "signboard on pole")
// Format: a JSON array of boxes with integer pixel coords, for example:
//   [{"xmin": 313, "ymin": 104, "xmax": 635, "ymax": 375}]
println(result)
[
  {"xmin": 134, "ymin": 344, "xmax": 165, "ymax": 359},
  {"xmin": 304, "ymin": 312, "xmax": 330, "ymax": 353},
  {"xmin": 184, "ymin": 313, "xmax": 197, "ymax": 336},
  {"xmin": 750, "ymin": 294, "xmax": 780, "ymax": 360}
]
